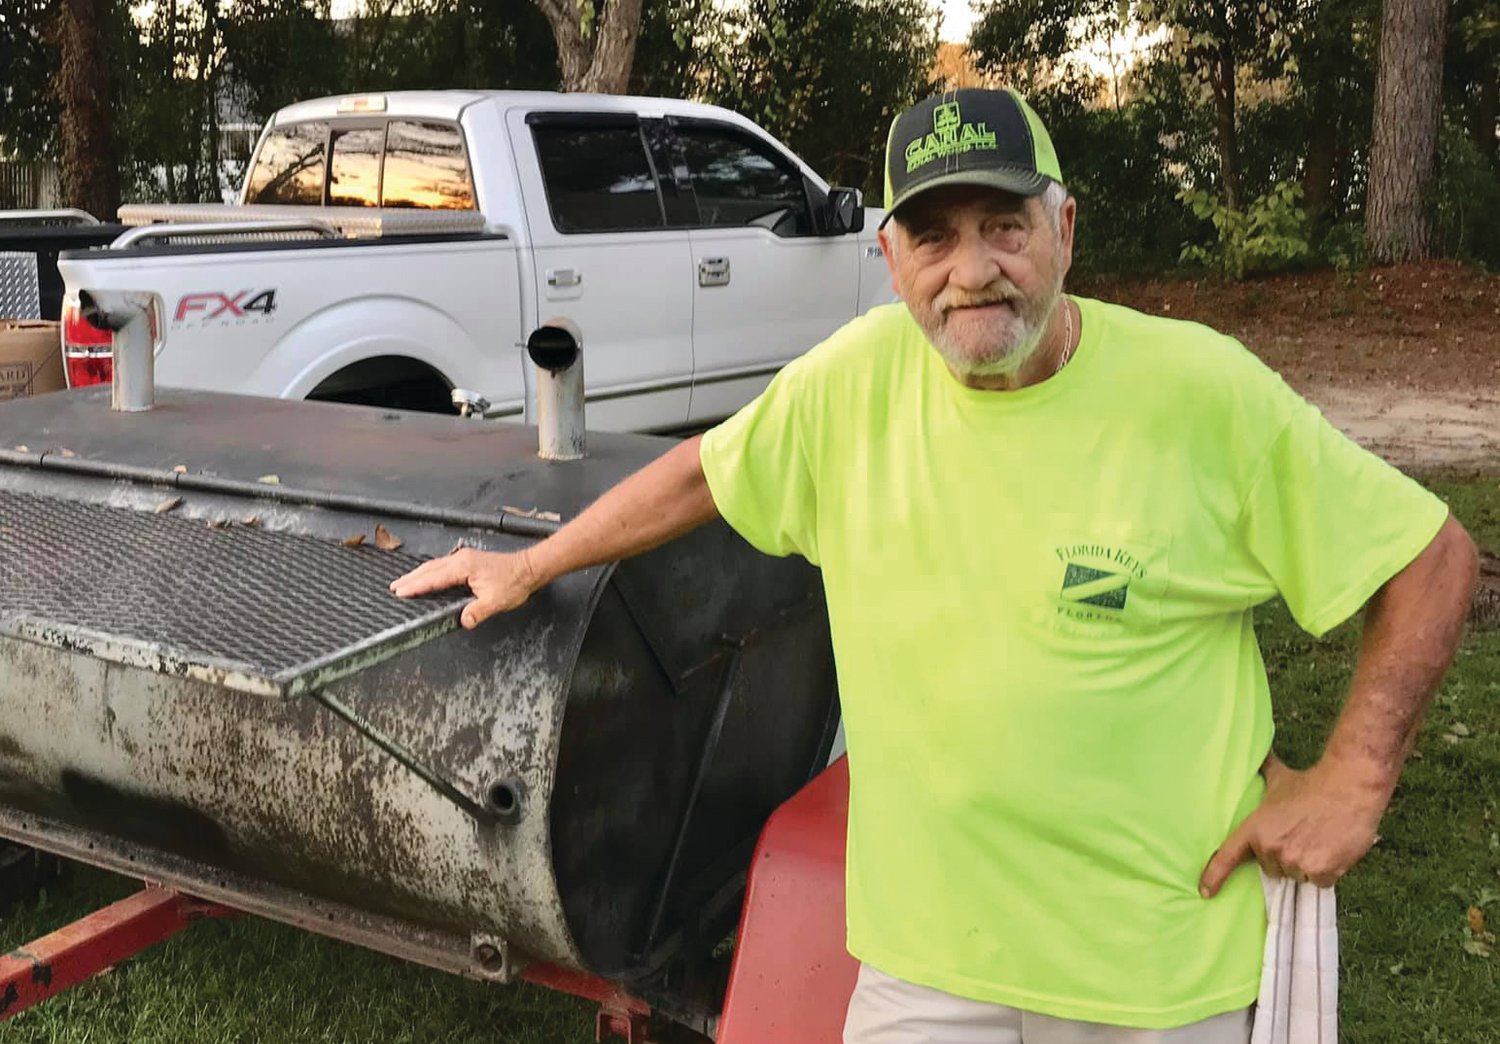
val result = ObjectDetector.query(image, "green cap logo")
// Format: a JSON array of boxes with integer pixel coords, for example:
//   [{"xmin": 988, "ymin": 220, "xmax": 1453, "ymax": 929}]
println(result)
[{"xmin": 904, "ymin": 100, "xmax": 998, "ymax": 174}]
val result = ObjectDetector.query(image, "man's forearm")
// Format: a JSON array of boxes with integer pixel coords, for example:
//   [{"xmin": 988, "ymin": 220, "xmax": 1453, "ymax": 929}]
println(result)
[
  {"xmin": 521, "ymin": 435, "xmax": 719, "ymax": 587},
  {"xmin": 1319, "ymin": 514, "xmax": 1478, "ymax": 799}
]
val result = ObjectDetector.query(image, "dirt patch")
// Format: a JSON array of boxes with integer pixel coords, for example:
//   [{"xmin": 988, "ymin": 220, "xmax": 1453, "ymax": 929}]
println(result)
[{"xmin": 1086, "ymin": 261, "xmax": 1500, "ymax": 472}]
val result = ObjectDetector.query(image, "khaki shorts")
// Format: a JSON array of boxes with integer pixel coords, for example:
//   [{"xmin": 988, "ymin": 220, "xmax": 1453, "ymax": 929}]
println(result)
[{"xmin": 844, "ymin": 964, "xmax": 1252, "ymax": 1044}]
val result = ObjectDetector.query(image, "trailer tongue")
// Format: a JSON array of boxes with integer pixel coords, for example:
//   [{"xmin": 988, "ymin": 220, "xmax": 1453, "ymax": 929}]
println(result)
[{"xmin": 0, "ymin": 365, "xmax": 847, "ymax": 1038}]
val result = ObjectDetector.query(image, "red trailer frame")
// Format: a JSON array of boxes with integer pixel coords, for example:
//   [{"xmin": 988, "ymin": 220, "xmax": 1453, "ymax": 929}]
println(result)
[{"xmin": 0, "ymin": 760, "xmax": 858, "ymax": 1044}]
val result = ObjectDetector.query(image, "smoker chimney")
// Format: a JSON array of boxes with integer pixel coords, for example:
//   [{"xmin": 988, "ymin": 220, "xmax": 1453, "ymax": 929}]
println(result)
[
  {"xmin": 79, "ymin": 289, "xmax": 158, "ymax": 412},
  {"xmin": 526, "ymin": 319, "xmax": 585, "ymax": 462}
]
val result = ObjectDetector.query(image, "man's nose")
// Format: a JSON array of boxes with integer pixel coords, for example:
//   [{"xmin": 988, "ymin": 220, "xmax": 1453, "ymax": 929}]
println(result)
[{"xmin": 947, "ymin": 230, "xmax": 1000, "ymax": 289}]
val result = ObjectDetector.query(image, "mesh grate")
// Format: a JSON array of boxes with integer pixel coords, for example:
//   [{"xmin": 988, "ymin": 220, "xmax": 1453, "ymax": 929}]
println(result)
[{"xmin": 0, "ymin": 490, "xmax": 469, "ymax": 697}]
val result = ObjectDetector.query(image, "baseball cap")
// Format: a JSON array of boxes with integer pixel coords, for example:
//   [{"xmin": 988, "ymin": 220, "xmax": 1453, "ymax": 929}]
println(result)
[{"xmin": 881, "ymin": 88, "xmax": 1064, "ymax": 227}]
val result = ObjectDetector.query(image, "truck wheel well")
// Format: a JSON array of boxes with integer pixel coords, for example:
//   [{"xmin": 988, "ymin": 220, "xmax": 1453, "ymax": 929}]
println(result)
[{"xmin": 306, "ymin": 356, "xmax": 454, "ymax": 414}]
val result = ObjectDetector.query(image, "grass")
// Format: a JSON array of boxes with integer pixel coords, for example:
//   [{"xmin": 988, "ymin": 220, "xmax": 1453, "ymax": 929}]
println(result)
[{"xmin": 1, "ymin": 476, "xmax": 1497, "ymax": 1043}]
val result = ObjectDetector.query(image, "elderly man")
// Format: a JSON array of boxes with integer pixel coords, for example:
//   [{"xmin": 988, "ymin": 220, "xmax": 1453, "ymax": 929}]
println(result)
[{"xmin": 393, "ymin": 89, "xmax": 1478, "ymax": 1043}]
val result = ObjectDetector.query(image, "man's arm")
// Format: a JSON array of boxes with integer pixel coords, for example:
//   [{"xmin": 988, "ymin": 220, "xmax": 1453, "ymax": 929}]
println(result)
[
  {"xmin": 390, "ymin": 435, "xmax": 719, "ymax": 628},
  {"xmin": 1200, "ymin": 513, "xmax": 1479, "ymax": 896}
]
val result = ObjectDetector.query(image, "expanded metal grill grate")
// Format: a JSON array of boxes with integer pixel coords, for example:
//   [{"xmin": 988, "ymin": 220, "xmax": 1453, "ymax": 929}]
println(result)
[{"xmin": 0, "ymin": 490, "xmax": 469, "ymax": 697}]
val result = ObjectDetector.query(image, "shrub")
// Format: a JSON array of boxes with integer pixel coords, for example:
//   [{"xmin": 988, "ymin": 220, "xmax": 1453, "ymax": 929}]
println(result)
[{"xmin": 1178, "ymin": 180, "xmax": 1313, "ymax": 279}]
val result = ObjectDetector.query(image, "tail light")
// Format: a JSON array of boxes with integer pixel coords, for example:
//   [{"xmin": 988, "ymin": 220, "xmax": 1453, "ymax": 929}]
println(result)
[{"xmin": 63, "ymin": 302, "xmax": 113, "ymax": 388}]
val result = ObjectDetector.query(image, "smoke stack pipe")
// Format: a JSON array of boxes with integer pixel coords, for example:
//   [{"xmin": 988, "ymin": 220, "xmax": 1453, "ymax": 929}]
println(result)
[
  {"xmin": 526, "ymin": 319, "xmax": 585, "ymax": 462},
  {"xmin": 79, "ymin": 289, "xmax": 157, "ymax": 412}
]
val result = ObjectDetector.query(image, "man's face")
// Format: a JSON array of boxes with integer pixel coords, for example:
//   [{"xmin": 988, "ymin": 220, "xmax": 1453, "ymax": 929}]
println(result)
[{"xmin": 879, "ymin": 185, "xmax": 1076, "ymax": 380}]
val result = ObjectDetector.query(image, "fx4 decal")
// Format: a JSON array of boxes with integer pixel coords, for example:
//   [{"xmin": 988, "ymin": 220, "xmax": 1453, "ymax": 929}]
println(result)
[{"xmin": 174, "ymin": 290, "xmax": 278, "ymax": 324}]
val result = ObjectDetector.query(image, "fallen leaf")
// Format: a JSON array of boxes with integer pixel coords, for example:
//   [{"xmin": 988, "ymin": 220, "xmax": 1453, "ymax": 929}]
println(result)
[
  {"xmin": 342, "ymin": 534, "xmax": 366, "ymax": 548},
  {"xmin": 448, "ymin": 539, "xmax": 466, "ymax": 556},
  {"xmin": 14, "ymin": 445, "xmax": 27, "ymax": 453},
  {"xmin": 1449, "ymin": 722, "xmax": 1472, "ymax": 737},
  {"xmin": 241, "ymin": 515, "xmax": 260, "ymax": 527},
  {"xmin": 536, "ymin": 511, "xmax": 561, "ymax": 523},
  {"xmin": 502, "ymin": 504, "xmax": 539, "ymax": 519},
  {"xmin": 1469, "ymin": 906, "xmax": 1488, "ymax": 936},
  {"xmin": 257, "ymin": 474, "xmax": 280, "ymax": 485},
  {"xmin": 59, "ymin": 448, "xmax": 76, "ymax": 458},
  {"xmin": 1387, "ymin": 961, "xmax": 1405, "ymax": 976},
  {"xmin": 373, "ymin": 524, "xmax": 403, "ymax": 551},
  {"xmin": 207, "ymin": 518, "xmax": 229, "ymax": 530},
  {"xmin": 154, "ymin": 497, "xmax": 182, "ymax": 514},
  {"xmin": 172, "ymin": 464, "xmax": 188, "ymax": 474},
  {"xmin": 1461, "ymin": 937, "xmax": 1493, "ymax": 959}
]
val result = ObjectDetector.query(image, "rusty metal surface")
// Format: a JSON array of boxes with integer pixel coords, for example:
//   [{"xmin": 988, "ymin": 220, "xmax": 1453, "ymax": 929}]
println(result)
[{"xmin": 0, "ymin": 490, "xmax": 467, "ymax": 697}]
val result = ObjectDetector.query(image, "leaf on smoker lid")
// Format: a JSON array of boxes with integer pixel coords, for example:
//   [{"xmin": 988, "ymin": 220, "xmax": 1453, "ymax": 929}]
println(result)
[
  {"xmin": 448, "ymin": 539, "xmax": 466, "ymax": 556},
  {"xmin": 172, "ymin": 464, "xmax": 188, "ymax": 474},
  {"xmin": 342, "ymin": 533, "xmax": 366, "ymax": 548},
  {"xmin": 14, "ymin": 445, "xmax": 27, "ymax": 453},
  {"xmin": 536, "ymin": 511, "xmax": 561, "ymax": 523},
  {"xmin": 241, "ymin": 515, "xmax": 260, "ymax": 527},
  {"xmin": 1469, "ymin": 906, "xmax": 1488, "ymax": 935},
  {"xmin": 373, "ymin": 523, "xmax": 403, "ymax": 551},
  {"xmin": 502, "ymin": 504, "xmax": 539, "ymax": 518},
  {"xmin": 257, "ymin": 474, "xmax": 280, "ymax": 485},
  {"xmin": 207, "ymin": 518, "xmax": 229, "ymax": 529},
  {"xmin": 59, "ymin": 448, "xmax": 76, "ymax": 458},
  {"xmin": 154, "ymin": 497, "xmax": 182, "ymax": 514}
]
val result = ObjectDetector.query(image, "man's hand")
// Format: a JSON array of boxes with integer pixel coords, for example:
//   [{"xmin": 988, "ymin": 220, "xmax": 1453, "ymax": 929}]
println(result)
[
  {"xmin": 390, "ymin": 548, "xmax": 541, "ymax": 629},
  {"xmin": 1198, "ymin": 753, "xmax": 1385, "ymax": 897}
]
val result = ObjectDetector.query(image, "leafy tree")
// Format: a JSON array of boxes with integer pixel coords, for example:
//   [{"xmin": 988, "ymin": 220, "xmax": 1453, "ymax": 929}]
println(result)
[
  {"xmin": 684, "ymin": 0, "xmax": 940, "ymax": 197},
  {"xmin": 0, "ymin": 0, "xmax": 61, "ymax": 156},
  {"xmin": 531, "ymin": 0, "xmax": 643, "ymax": 93}
]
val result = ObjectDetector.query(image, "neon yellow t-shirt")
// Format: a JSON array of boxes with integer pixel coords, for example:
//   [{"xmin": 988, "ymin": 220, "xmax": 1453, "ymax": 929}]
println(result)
[{"xmin": 699, "ymin": 297, "xmax": 1448, "ymax": 1028}]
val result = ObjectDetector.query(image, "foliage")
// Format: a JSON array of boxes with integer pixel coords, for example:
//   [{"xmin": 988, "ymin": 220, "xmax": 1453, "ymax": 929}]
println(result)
[
  {"xmin": 677, "ymin": 0, "xmax": 940, "ymax": 199},
  {"xmin": 1318, "ymin": 214, "xmax": 1370, "ymax": 272},
  {"xmin": 1178, "ymin": 179, "xmax": 1313, "ymax": 279},
  {"xmin": 1433, "ymin": 122, "xmax": 1500, "ymax": 268},
  {"xmin": 0, "ymin": 0, "xmax": 61, "ymax": 156}
]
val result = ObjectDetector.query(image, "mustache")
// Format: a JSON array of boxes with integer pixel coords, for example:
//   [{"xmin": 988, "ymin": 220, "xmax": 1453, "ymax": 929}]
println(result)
[{"xmin": 936, "ymin": 284, "xmax": 1023, "ymax": 315}]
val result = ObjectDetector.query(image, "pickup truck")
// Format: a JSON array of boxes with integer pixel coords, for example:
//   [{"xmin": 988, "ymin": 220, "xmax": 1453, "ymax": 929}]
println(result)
[{"xmin": 53, "ymin": 90, "xmax": 890, "ymax": 431}]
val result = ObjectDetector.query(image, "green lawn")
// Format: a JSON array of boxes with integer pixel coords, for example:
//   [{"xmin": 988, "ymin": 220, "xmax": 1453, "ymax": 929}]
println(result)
[{"xmin": 1, "ymin": 476, "xmax": 1496, "ymax": 1043}]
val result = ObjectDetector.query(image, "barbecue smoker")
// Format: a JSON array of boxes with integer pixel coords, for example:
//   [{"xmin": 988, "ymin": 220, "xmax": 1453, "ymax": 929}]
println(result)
[{"xmin": 0, "ymin": 298, "xmax": 861, "ymax": 1042}]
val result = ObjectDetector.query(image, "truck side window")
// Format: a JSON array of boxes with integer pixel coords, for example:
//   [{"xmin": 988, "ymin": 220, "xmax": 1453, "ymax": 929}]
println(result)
[
  {"xmin": 245, "ymin": 122, "xmax": 329, "ymax": 205},
  {"xmin": 329, "ymin": 126, "xmax": 384, "ymax": 208},
  {"xmin": 382, "ymin": 121, "xmax": 475, "ymax": 210},
  {"xmin": 675, "ymin": 124, "xmax": 813, "ymax": 234},
  {"xmin": 531, "ymin": 123, "xmax": 665, "ymax": 233}
]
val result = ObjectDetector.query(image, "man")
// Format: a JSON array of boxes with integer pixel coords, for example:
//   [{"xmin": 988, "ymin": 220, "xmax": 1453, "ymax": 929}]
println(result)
[{"xmin": 392, "ymin": 89, "xmax": 1478, "ymax": 1042}]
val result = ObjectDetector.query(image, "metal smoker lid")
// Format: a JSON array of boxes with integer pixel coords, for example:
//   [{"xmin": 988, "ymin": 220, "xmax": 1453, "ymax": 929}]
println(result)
[{"xmin": 0, "ymin": 490, "xmax": 470, "ymax": 698}]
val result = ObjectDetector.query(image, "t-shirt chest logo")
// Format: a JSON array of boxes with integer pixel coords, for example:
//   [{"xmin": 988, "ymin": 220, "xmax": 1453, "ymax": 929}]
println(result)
[{"xmin": 1054, "ymin": 542, "xmax": 1150, "ymax": 621}]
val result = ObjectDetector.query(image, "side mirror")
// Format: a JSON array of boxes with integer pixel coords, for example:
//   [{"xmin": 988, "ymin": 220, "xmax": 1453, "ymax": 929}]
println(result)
[{"xmin": 823, "ymin": 187, "xmax": 865, "ymax": 235}]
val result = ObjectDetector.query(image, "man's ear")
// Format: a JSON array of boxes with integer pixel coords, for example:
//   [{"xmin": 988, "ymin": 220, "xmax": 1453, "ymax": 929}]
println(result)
[
  {"xmin": 1058, "ymin": 195, "xmax": 1077, "ymax": 276},
  {"xmin": 878, "ymin": 225, "xmax": 900, "ymax": 296}
]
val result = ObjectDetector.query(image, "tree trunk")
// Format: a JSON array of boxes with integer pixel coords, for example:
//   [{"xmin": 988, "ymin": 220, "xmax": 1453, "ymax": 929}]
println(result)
[
  {"xmin": 1474, "ymin": 63, "xmax": 1498, "ymax": 164},
  {"xmin": 1209, "ymin": 41, "xmax": 1240, "ymax": 211},
  {"xmin": 1366, "ymin": 0, "xmax": 1447, "ymax": 263},
  {"xmin": 56, "ymin": 0, "xmax": 120, "ymax": 218},
  {"xmin": 1302, "ymin": 90, "xmax": 1337, "ymax": 222},
  {"xmin": 533, "ymin": 0, "xmax": 644, "ymax": 92}
]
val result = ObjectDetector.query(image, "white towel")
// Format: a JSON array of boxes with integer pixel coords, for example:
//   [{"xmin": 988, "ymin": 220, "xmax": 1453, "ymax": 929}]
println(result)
[{"xmin": 1251, "ymin": 872, "xmax": 1339, "ymax": 1044}]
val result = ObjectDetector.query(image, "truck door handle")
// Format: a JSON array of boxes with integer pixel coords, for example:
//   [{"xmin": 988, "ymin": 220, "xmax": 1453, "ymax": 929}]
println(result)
[
  {"xmin": 546, "ymin": 268, "xmax": 581, "ymax": 288},
  {"xmin": 697, "ymin": 257, "xmax": 730, "ymax": 287}
]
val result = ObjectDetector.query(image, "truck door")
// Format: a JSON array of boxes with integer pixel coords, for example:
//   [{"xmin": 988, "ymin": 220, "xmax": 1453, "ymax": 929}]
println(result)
[
  {"xmin": 509, "ymin": 110, "xmax": 694, "ymax": 433},
  {"xmin": 672, "ymin": 118, "xmax": 861, "ymax": 425}
]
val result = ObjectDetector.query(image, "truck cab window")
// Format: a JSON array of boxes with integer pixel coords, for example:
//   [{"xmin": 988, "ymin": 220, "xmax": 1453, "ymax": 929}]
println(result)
[
  {"xmin": 675, "ymin": 124, "xmax": 812, "ymax": 234},
  {"xmin": 245, "ymin": 122, "xmax": 329, "ymax": 205},
  {"xmin": 329, "ymin": 126, "xmax": 384, "ymax": 208},
  {"xmin": 382, "ymin": 121, "xmax": 474, "ymax": 210},
  {"xmin": 532, "ymin": 123, "xmax": 665, "ymax": 233}
]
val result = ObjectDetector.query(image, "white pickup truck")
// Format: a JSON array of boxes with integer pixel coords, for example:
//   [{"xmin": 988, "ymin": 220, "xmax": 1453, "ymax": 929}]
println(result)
[{"xmin": 57, "ymin": 90, "xmax": 890, "ymax": 431}]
